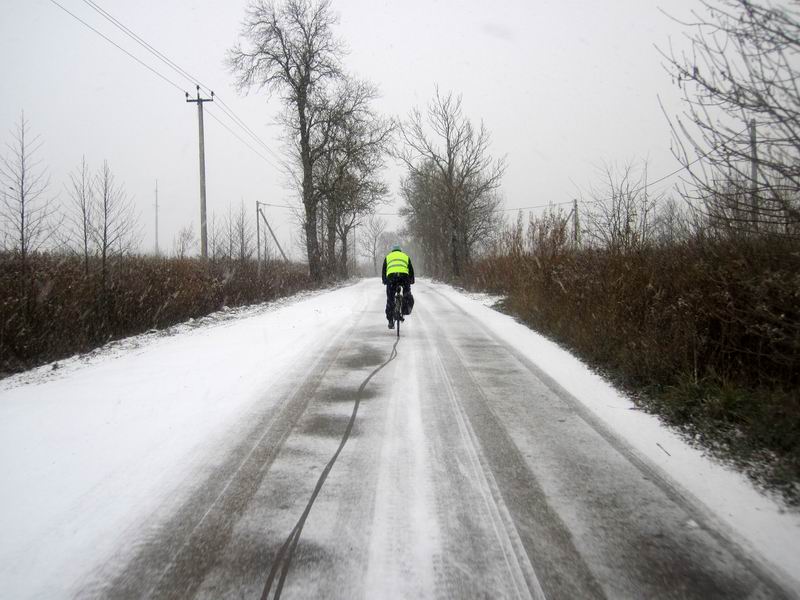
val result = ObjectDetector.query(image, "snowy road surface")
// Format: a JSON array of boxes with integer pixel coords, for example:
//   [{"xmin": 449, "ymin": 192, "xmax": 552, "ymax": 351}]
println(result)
[{"xmin": 1, "ymin": 279, "xmax": 799, "ymax": 599}]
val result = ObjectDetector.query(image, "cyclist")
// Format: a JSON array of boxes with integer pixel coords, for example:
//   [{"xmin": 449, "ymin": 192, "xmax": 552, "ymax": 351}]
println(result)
[{"xmin": 381, "ymin": 244, "xmax": 415, "ymax": 329}]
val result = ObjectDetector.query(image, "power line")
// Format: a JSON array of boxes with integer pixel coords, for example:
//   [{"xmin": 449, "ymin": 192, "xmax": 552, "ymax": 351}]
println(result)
[
  {"xmin": 47, "ymin": 0, "xmax": 187, "ymax": 94},
  {"xmin": 205, "ymin": 108, "xmax": 283, "ymax": 170},
  {"xmin": 77, "ymin": 0, "xmax": 286, "ymax": 167},
  {"xmin": 501, "ymin": 125, "xmax": 752, "ymax": 214},
  {"xmin": 80, "ymin": 0, "xmax": 198, "ymax": 88},
  {"xmin": 55, "ymin": 0, "xmax": 284, "ymax": 170}
]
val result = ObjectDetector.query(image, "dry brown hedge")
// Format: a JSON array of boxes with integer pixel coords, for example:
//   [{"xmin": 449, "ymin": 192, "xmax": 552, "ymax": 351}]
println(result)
[
  {"xmin": 469, "ymin": 237, "xmax": 800, "ymax": 389},
  {"xmin": 465, "ymin": 235, "xmax": 800, "ymax": 500},
  {"xmin": 0, "ymin": 253, "xmax": 313, "ymax": 375}
]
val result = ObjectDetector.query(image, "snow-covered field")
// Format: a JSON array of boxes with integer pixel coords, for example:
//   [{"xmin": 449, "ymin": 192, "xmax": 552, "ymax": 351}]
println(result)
[{"xmin": 0, "ymin": 279, "xmax": 797, "ymax": 597}]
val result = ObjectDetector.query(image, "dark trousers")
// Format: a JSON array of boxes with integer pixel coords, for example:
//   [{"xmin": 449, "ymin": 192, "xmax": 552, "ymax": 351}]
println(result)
[{"xmin": 385, "ymin": 274, "xmax": 411, "ymax": 321}]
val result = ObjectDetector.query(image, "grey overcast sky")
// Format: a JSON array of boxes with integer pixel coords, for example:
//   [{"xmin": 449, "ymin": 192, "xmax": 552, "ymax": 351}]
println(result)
[{"xmin": 1, "ymin": 0, "xmax": 701, "ymax": 259}]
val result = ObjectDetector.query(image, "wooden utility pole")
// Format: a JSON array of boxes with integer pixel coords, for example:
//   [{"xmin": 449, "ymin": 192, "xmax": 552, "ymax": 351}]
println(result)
[
  {"xmin": 186, "ymin": 85, "xmax": 213, "ymax": 258},
  {"xmin": 255, "ymin": 200, "xmax": 261, "ymax": 267},
  {"xmin": 750, "ymin": 119, "xmax": 758, "ymax": 231},
  {"xmin": 573, "ymin": 198, "xmax": 580, "ymax": 244},
  {"xmin": 256, "ymin": 201, "xmax": 289, "ymax": 262},
  {"xmin": 154, "ymin": 180, "xmax": 159, "ymax": 256}
]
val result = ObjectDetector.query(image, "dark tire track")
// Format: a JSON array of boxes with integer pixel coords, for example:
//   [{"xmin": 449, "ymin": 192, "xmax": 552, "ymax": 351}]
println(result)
[
  {"xmin": 99, "ymin": 312, "xmax": 365, "ymax": 600},
  {"xmin": 260, "ymin": 336, "xmax": 400, "ymax": 600}
]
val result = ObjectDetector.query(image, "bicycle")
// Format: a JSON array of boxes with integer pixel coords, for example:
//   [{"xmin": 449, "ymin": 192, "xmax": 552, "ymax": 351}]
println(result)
[{"xmin": 393, "ymin": 286, "xmax": 404, "ymax": 338}]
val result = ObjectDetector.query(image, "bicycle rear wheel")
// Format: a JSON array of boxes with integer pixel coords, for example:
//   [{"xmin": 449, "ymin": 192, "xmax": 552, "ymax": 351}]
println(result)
[{"xmin": 395, "ymin": 294, "xmax": 402, "ymax": 338}]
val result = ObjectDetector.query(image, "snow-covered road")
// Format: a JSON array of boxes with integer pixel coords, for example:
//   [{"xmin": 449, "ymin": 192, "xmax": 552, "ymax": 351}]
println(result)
[{"xmin": 1, "ymin": 279, "xmax": 798, "ymax": 598}]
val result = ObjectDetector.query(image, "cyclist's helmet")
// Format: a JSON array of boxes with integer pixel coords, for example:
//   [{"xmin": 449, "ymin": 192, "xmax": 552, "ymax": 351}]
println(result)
[{"xmin": 391, "ymin": 244, "xmax": 402, "ymax": 251}]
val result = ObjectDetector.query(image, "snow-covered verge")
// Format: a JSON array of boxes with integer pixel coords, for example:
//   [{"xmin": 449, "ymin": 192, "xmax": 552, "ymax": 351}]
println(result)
[
  {"xmin": 0, "ymin": 285, "xmax": 336, "ymax": 392},
  {"xmin": 0, "ymin": 282, "xmax": 367, "ymax": 598},
  {"xmin": 431, "ymin": 281, "xmax": 800, "ymax": 590}
]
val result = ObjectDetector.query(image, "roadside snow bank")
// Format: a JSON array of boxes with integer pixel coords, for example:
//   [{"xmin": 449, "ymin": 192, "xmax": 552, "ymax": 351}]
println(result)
[{"xmin": 432, "ymin": 281, "xmax": 800, "ymax": 591}]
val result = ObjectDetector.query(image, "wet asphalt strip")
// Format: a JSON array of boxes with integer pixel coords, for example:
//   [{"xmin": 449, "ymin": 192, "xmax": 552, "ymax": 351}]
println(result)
[{"xmin": 260, "ymin": 335, "xmax": 401, "ymax": 600}]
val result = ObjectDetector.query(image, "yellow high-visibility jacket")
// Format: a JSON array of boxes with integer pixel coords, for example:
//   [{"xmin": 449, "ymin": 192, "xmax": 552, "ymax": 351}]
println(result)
[{"xmin": 382, "ymin": 251, "xmax": 415, "ymax": 284}]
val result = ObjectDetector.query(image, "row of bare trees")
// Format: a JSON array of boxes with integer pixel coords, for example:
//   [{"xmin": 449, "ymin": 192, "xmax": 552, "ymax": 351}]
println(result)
[
  {"xmin": 489, "ymin": 0, "xmax": 800, "ymax": 265},
  {"xmin": 566, "ymin": 0, "xmax": 800, "ymax": 252},
  {"xmin": 227, "ymin": 1, "xmax": 513, "ymax": 280},
  {"xmin": 0, "ymin": 114, "xmax": 141, "ymax": 283},
  {"xmin": 0, "ymin": 113, "xmax": 273, "ymax": 271}
]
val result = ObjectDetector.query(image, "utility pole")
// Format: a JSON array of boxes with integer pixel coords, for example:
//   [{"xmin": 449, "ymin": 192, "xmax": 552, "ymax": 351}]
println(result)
[
  {"xmin": 749, "ymin": 119, "xmax": 758, "ymax": 231},
  {"xmin": 573, "ymin": 198, "xmax": 580, "ymax": 244},
  {"xmin": 255, "ymin": 200, "xmax": 262, "ymax": 272},
  {"xmin": 154, "ymin": 179, "xmax": 159, "ymax": 256},
  {"xmin": 186, "ymin": 84, "xmax": 213, "ymax": 258},
  {"xmin": 256, "ymin": 201, "xmax": 289, "ymax": 262}
]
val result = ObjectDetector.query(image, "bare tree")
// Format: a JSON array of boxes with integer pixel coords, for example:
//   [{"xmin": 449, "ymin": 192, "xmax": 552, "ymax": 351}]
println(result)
[
  {"xmin": 223, "ymin": 203, "xmax": 236, "ymax": 260},
  {"xmin": 358, "ymin": 213, "xmax": 386, "ymax": 276},
  {"xmin": 232, "ymin": 201, "xmax": 255, "ymax": 261},
  {"xmin": 173, "ymin": 223, "xmax": 197, "ymax": 259},
  {"xmin": 229, "ymin": 0, "xmax": 345, "ymax": 279},
  {"xmin": 398, "ymin": 161, "xmax": 449, "ymax": 277},
  {"xmin": 652, "ymin": 196, "xmax": 693, "ymax": 245},
  {"xmin": 65, "ymin": 157, "xmax": 94, "ymax": 274},
  {"xmin": 208, "ymin": 212, "xmax": 226, "ymax": 260},
  {"xmin": 660, "ymin": 0, "xmax": 800, "ymax": 234},
  {"xmin": 0, "ymin": 112, "xmax": 55, "ymax": 264},
  {"xmin": 397, "ymin": 89, "xmax": 506, "ymax": 277},
  {"xmin": 312, "ymin": 77, "xmax": 393, "ymax": 276},
  {"xmin": 584, "ymin": 161, "xmax": 659, "ymax": 253},
  {"xmin": 94, "ymin": 161, "xmax": 139, "ymax": 284}
]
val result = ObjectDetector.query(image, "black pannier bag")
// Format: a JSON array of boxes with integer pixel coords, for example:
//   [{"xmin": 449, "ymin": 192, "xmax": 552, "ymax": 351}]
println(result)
[{"xmin": 403, "ymin": 292, "xmax": 414, "ymax": 315}]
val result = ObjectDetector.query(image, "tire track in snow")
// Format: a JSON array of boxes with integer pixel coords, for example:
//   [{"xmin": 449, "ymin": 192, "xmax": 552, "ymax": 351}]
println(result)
[
  {"xmin": 99, "ymin": 301, "xmax": 367, "ymax": 600},
  {"xmin": 425, "ymin": 283, "xmax": 795, "ymax": 599},
  {"xmin": 414, "ymin": 297, "xmax": 602, "ymax": 599},
  {"xmin": 363, "ymin": 321, "xmax": 442, "ymax": 599},
  {"xmin": 260, "ymin": 336, "xmax": 400, "ymax": 600},
  {"xmin": 431, "ymin": 345, "xmax": 546, "ymax": 600}
]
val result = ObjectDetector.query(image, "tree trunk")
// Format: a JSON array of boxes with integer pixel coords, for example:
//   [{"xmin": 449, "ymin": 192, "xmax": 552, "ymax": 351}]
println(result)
[
  {"xmin": 327, "ymin": 207, "xmax": 337, "ymax": 274},
  {"xmin": 299, "ymin": 96, "xmax": 322, "ymax": 280},
  {"xmin": 339, "ymin": 229, "xmax": 348, "ymax": 278},
  {"xmin": 304, "ymin": 202, "xmax": 320, "ymax": 280}
]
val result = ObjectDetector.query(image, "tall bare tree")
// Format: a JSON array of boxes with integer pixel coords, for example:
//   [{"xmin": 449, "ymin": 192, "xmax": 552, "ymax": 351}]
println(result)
[
  {"xmin": 65, "ymin": 157, "xmax": 94, "ymax": 274},
  {"xmin": 208, "ymin": 212, "xmax": 226, "ymax": 260},
  {"xmin": 94, "ymin": 161, "xmax": 139, "ymax": 284},
  {"xmin": 173, "ymin": 223, "xmax": 197, "ymax": 259},
  {"xmin": 313, "ymin": 77, "xmax": 392, "ymax": 276},
  {"xmin": 359, "ymin": 213, "xmax": 386, "ymax": 275},
  {"xmin": 233, "ymin": 201, "xmax": 255, "ymax": 261},
  {"xmin": 661, "ymin": 0, "xmax": 800, "ymax": 234},
  {"xmin": 397, "ymin": 89, "xmax": 506, "ymax": 277},
  {"xmin": 0, "ymin": 112, "xmax": 55, "ymax": 264},
  {"xmin": 229, "ymin": 0, "xmax": 344, "ymax": 279}
]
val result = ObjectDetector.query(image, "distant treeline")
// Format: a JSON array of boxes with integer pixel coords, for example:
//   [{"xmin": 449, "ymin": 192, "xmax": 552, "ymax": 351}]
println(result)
[{"xmin": 0, "ymin": 253, "xmax": 312, "ymax": 376}]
